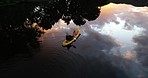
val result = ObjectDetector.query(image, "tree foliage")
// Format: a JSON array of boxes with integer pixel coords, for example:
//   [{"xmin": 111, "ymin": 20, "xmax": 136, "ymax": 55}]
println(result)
[{"xmin": 0, "ymin": 0, "xmax": 109, "ymax": 59}]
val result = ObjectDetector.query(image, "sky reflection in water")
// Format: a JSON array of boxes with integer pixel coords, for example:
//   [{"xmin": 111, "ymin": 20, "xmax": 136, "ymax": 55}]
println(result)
[
  {"xmin": 49, "ymin": 3, "xmax": 147, "ymax": 60},
  {"xmin": 42, "ymin": 3, "xmax": 148, "ymax": 78}
]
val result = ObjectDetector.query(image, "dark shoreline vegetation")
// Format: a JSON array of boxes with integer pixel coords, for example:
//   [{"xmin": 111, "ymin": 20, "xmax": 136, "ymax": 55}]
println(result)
[
  {"xmin": 110, "ymin": 0, "xmax": 148, "ymax": 7},
  {"xmin": 0, "ymin": 0, "xmax": 108, "ymax": 61}
]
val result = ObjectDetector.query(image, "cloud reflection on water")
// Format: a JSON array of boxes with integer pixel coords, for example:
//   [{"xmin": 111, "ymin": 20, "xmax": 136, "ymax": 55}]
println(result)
[{"xmin": 42, "ymin": 3, "xmax": 148, "ymax": 78}]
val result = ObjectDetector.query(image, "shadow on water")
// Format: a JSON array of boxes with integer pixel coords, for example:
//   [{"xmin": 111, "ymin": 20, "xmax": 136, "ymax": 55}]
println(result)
[
  {"xmin": 65, "ymin": 44, "xmax": 77, "ymax": 50},
  {"xmin": 0, "ymin": 23, "xmax": 42, "ymax": 60},
  {"xmin": 0, "ymin": 1, "xmax": 44, "ymax": 62},
  {"xmin": 0, "ymin": 21, "xmax": 43, "ymax": 72}
]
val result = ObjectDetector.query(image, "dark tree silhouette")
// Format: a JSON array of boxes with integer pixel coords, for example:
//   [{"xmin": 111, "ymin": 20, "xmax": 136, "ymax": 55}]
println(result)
[
  {"xmin": 110, "ymin": 0, "xmax": 148, "ymax": 7},
  {"xmin": 0, "ymin": 0, "xmax": 109, "ymax": 60},
  {"xmin": 0, "ymin": 0, "xmax": 109, "ymax": 29}
]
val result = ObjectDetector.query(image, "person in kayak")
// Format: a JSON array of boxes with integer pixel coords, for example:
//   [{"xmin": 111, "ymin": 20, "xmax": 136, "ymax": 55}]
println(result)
[
  {"xmin": 65, "ymin": 31, "xmax": 77, "ymax": 50},
  {"xmin": 66, "ymin": 32, "xmax": 74, "ymax": 41},
  {"xmin": 65, "ymin": 30, "xmax": 76, "ymax": 41}
]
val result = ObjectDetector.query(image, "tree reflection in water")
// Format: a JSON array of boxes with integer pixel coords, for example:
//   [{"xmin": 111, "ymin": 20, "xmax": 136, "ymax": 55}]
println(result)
[{"xmin": 0, "ymin": 0, "xmax": 108, "ymax": 60}]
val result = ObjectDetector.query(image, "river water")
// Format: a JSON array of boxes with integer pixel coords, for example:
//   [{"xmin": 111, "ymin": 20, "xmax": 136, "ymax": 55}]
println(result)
[{"xmin": 0, "ymin": 3, "xmax": 148, "ymax": 78}]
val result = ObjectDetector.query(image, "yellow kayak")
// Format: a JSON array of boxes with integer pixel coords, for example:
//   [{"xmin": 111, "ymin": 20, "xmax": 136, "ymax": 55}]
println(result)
[{"xmin": 62, "ymin": 29, "xmax": 81, "ymax": 47}]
